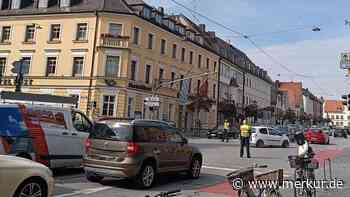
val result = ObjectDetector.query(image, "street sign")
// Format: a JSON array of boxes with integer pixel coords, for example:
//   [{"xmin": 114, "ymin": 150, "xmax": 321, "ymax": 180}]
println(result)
[
  {"xmin": 340, "ymin": 52, "xmax": 350, "ymax": 69},
  {"xmin": 144, "ymin": 96, "xmax": 160, "ymax": 107}
]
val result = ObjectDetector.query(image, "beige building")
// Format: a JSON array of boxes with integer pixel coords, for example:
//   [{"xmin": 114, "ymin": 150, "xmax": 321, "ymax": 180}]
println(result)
[{"xmin": 0, "ymin": 0, "xmax": 219, "ymax": 128}]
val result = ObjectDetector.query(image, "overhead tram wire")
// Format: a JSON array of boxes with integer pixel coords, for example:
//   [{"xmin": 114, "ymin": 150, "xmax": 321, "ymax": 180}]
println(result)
[{"xmin": 168, "ymin": 0, "xmax": 335, "ymax": 95}]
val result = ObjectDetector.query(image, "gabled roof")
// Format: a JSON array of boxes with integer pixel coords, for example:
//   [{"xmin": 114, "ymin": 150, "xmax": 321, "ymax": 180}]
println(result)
[
  {"xmin": 324, "ymin": 100, "xmax": 344, "ymax": 113},
  {"xmin": 0, "ymin": 0, "xmax": 133, "ymax": 16}
]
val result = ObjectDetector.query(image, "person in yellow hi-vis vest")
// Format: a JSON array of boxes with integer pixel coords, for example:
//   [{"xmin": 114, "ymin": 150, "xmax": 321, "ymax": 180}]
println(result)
[
  {"xmin": 222, "ymin": 120, "xmax": 230, "ymax": 142},
  {"xmin": 240, "ymin": 120, "xmax": 251, "ymax": 158}
]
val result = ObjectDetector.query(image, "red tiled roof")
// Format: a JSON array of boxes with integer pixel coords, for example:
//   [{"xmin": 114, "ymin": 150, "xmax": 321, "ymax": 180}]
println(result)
[{"xmin": 324, "ymin": 100, "xmax": 344, "ymax": 113}]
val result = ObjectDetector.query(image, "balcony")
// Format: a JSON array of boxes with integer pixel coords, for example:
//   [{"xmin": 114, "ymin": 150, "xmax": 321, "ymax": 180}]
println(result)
[{"xmin": 99, "ymin": 34, "xmax": 129, "ymax": 49}]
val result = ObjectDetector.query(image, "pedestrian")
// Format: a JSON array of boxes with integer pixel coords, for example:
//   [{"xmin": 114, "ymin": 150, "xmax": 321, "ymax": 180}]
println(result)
[
  {"xmin": 240, "ymin": 119, "xmax": 251, "ymax": 158},
  {"xmin": 223, "ymin": 119, "xmax": 230, "ymax": 142}
]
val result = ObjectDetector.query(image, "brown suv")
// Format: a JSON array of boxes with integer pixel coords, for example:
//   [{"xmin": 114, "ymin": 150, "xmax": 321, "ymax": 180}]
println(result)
[{"xmin": 83, "ymin": 120, "xmax": 202, "ymax": 188}]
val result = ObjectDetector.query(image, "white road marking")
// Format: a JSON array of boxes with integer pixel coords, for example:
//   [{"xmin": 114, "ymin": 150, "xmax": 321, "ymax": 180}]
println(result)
[
  {"xmin": 202, "ymin": 165, "xmax": 291, "ymax": 177},
  {"xmin": 54, "ymin": 187, "xmax": 112, "ymax": 197},
  {"xmin": 202, "ymin": 165, "xmax": 237, "ymax": 172}
]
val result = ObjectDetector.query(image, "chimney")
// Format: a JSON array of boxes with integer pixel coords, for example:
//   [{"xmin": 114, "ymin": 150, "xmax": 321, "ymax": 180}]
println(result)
[
  {"xmin": 60, "ymin": 0, "xmax": 70, "ymax": 8},
  {"xmin": 11, "ymin": 0, "xmax": 21, "ymax": 9},
  {"xmin": 38, "ymin": 0, "xmax": 48, "ymax": 8},
  {"xmin": 199, "ymin": 24, "xmax": 206, "ymax": 32},
  {"xmin": 158, "ymin": 6, "xmax": 164, "ymax": 14},
  {"xmin": 208, "ymin": 31, "xmax": 215, "ymax": 38}
]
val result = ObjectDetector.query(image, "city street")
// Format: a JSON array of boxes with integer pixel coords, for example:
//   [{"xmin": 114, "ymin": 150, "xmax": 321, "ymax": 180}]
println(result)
[{"xmin": 52, "ymin": 137, "xmax": 350, "ymax": 197}]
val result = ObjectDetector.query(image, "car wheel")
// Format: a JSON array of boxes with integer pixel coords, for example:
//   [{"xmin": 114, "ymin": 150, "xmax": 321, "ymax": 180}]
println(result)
[
  {"xmin": 282, "ymin": 141, "xmax": 289, "ymax": 148},
  {"xmin": 86, "ymin": 171, "xmax": 104, "ymax": 183},
  {"xmin": 256, "ymin": 140, "xmax": 264, "ymax": 148},
  {"xmin": 14, "ymin": 178, "xmax": 47, "ymax": 197},
  {"xmin": 187, "ymin": 156, "xmax": 202, "ymax": 179},
  {"xmin": 136, "ymin": 162, "xmax": 156, "ymax": 188}
]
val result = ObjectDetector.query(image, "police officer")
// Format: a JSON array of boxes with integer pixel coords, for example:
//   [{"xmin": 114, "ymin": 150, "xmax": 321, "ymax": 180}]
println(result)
[
  {"xmin": 223, "ymin": 119, "xmax": 230, "ymax": 142},
  {"xmin": 240, "ymin": 120, "xmax": 251, "ymax": 158}
]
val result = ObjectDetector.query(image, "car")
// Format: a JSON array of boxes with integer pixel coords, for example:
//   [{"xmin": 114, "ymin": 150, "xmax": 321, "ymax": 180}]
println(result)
[
  {"xmin": 250, "ymin": 126, "xmax": 290, "ymax": 148},
  {"xmin": 304, "ymin": 128, "xmax": 330, "ymax": 144},
  {"xmin": 334, "ymin": 129, "xmax": 348, "ymax": 138},
  {"xmin": 322, "ymin": 127, "xmax": 333, "ymax": 137},
  {"xmin": 207, "ymin": 128, "xmax": 239, "ymax": 139},
  {"xmin": 83, "ymin": 119, "xmax": 203, "ymax": 188},
  {"xmin": 0, "ymin": 104, "xmax": 92, "ymax": 168},
  {"xmin": 273, "ymin": 126, "xmax": 294, "ymax": 142},
  {"xmin": 0, "ymin": 155, "xmax": 54, "ymax": 197}
]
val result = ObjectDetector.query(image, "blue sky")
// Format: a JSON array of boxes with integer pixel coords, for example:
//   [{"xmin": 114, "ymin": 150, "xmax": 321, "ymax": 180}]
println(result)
[{"xmin": 145, "ymin": 0, "xmax": 350, "ymax": 100}]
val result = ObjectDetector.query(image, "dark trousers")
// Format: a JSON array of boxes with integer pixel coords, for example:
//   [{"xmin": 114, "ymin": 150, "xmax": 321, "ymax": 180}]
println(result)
[
  {"xmin": 222, "ymin": 129, "xmax": 229, "ymax": 142},
  {"xmin": 240, "ymin": 136, "xmax": 250, "ymax": 158}
]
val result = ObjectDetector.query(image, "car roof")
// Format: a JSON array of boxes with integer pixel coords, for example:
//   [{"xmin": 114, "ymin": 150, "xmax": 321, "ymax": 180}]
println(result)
[{"xmin": 96, "ymin": 119, "xmax": 174, "ymax": 127}]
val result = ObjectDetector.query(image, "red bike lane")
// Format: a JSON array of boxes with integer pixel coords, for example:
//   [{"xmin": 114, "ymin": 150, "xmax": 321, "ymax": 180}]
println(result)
[{"xmin": 196, "ymin": 148, "xmax": 344, "ymax": 196}]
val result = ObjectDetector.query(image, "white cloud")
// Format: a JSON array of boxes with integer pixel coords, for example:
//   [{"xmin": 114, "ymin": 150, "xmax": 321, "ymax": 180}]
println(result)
[{"xmin": 246, "ymin": 36, "xmax": 350, "ymax": 99}]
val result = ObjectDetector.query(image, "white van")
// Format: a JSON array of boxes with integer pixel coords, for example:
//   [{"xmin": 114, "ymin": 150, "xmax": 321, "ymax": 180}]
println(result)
[{"xmin": 0, "ymin": 103, "xmax": 92, "ymax": 168}]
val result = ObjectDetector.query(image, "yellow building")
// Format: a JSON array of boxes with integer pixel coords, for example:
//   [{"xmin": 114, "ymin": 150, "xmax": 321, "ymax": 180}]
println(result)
[{"xmin": 0, "ymin": 0, "xmax": 219, "ymax": 128}]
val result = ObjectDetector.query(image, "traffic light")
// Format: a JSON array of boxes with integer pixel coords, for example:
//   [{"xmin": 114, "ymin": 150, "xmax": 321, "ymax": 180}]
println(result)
[{"xmin": 341, "ymin": 94, "xmax": 350, "ymax": 111}]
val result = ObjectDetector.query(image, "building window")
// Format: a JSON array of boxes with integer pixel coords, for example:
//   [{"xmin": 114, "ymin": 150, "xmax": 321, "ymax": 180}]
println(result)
[
  {"xmin": 133, "ymin": 27, "xmax": 140, "ymax": 45},
  {"xmin": 50, "ymin": 24, "xmax": 61, "ymax": 41},
  {"xmin": 72, "ymin": 57, "xmax": 84, "ymax": 76},
  {"xmin": 127, "ymin": 97, "xmax": 134, "ymax": 118},
  {"xmin": 214, "ymin": 61, "xmax": 217, "ymax": 72},
  {"xmin": 21, "ymin": 57, "xmax": 31, "ymax": 75},
  {"xmin": 161, "ymin": 39, "xmax": 166, "ymax": 54},
  {"xmin": 341, "ymin": 115, "xmax": 343, "ymax": 120},
  {"xmin": 189, "ymin": 51, "xmax": 193, "ymax": 64},
  {"xmin": 188, "ymin": 79, "xmax": 192, "ymax": 94},
  {"xmin": 145, "ymin": 65, "xmax": 151, "ymax": 84},
  {"xmin": 102, "ymin": 95, "xmax": 115, "ymax": 116},
  {"xmin": 168, "ymin": 103, "xmax": 173, "ymax": 121},
  {"xmin": 172, "ymin": 44, "xmax": 177, "ymax": 58},
  {"xmin": 148, "ymin": 33, "xmax": 154, "ymax": 49},
  {"xmin": 213, "ymin": 84, "xmax": 216, "ymax": 99},
  {"xmin": 70, "ymin": 94, "xmax": 80, "ymax": 109},
  {"xmin": 0, "ymin": 57, "xmax": 6, "ymax": 76},
  {"xmin": 76, "ymin": 23, "xmax": 88, "ymax": 41},
  {"xmin": 206, "ymin": 58, "xmax": 210, "ymax": 69},
  {"xmin": 180, "ymin": 75, "xmax": 184, "ymax": 90},
  {"xmin": 25, "ymin": 25, "xmax": 35, "ymax": 42},
  {"xmin": 1, "ymin": 26, "xmax": 11, "ymax": 42},
  {"xmin": 46, "ymin": 57, "xmax": 57, "ymax": 76},
  {"xmin": 197, "ymin": 80, "xmax": 201, "ymax": 94},
  {"xmin": 198, "ymin": 54, "xmax": 202, "ymax": 68},
  {"xmin": 336, "ymin": 115, "xmax": 339, "ymax": 119},
  {"xmin": 109, "ymin": 23, "xmax": 122, "ymax": 37},
  {"xmin": 159, "ymin": 68, "xmax": 164, "ymax": 81},
  {"xmin": 130, "ymin": 60, "xmax": 137, "ymax": 80},
  {"xmin": 171, "ymin": 72, "xmax": 175, "ymax": 87},
  {"xmin": 105, "ymin": 56, "xmax": 120, "ymax": 77},
  {"xmin": 181, "ymin": 48, "xmax": 186, "ymax": 62}
]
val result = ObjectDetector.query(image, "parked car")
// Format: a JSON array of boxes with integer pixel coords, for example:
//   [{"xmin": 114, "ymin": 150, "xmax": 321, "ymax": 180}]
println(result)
[
  {"xmin": 334, "ymin": 128, "xmax": 348, "ymax": 138},
  {"xmin": 250, "ymin": 126, "xmax": 290, "ymax": 148},
  {"xmin": 304, "ymin": 128, "xmax": 330, "ymax": 144},
  {"xmin": 207, "ymin": 128, "xmax": 239, "ymax": 139},
  {"xmin": 322, "ymin": 127, "xmax": 333, "ymax": 137},
  {"xmin": 0, "ymin": 155, "xmax": 54, "ymax": 197},
  {"xmin": 83, "ymin": 119, "xmax": 203, "ymax": 188},
  {"xmin": 0, "ymin": 104, "xmax": 92, "ymax": 168},
  {"xmin": 274, "ymin": 126, "xmax": 294, "ymax": 142}
]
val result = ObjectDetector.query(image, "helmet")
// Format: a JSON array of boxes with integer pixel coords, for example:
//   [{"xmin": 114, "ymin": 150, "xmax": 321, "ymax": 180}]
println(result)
[{"xmin": 295, "ymin": 131, "xmax": 305, "ymax": 146}]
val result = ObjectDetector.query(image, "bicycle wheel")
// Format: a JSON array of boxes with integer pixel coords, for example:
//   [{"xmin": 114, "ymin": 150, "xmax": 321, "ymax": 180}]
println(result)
[{"xmin": 266, "ymin": 189, "xmax": 281, "ymax": 197}]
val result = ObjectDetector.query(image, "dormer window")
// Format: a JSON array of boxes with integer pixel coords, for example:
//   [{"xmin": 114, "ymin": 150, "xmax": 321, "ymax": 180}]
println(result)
[
  {"xmin": 142, "ymin": 7, "xmax": 151, "ymax": 19},
  {"xmin": 154, "ymin": 12, "xmax": 162, "ymax": 24},
  {"xmin": 169, "ymin": 20, "xmax": 175, "ymax": 30},
  {"xmin": 186, "ymin": 30, "xmax": 195, "ymax": 41},
  {"xmin": 162, "ymin": 18, "xmax": 169, "ymax": 27}
]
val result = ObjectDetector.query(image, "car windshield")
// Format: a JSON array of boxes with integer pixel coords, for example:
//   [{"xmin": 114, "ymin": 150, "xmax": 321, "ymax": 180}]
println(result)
[
  {"xmin": 90, "ymin": 123, "xmax": 133, "ymax": 141},
  {"xmin": 251, "ymin": 128, "xmax": 256, "ymax": 133},
  {"xmin": 310, "ymin": 128, "xmax": 321, "ymax": 133}
]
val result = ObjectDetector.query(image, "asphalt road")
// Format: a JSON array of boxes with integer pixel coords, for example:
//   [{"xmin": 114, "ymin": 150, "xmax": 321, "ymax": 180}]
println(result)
[{"xmin": 52, "ymin": 136, "xmax": 350, "ymax": 197}]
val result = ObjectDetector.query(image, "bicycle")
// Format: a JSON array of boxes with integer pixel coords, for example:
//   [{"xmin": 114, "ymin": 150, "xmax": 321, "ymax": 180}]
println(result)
[
  {"xmin": 288, "ymin": 155, "xmax": 319, "ymax": 197},
  {"xmin": 145, "ymin": 189, "xmax": 182, "ymax": 197},
  {"xmin": 227, "ymin": 164, "xmax": 283, "ymax": 197}
]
